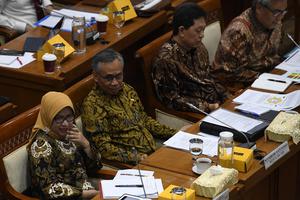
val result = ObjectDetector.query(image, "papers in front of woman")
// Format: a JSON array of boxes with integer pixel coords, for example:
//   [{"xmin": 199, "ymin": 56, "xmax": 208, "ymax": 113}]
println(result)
[
  {"xmin": 101, "ymin": 169, "xmax": 163, "ymax": 199},
  {"xmin": 233, "ymin": 89, "xmax": 300, "ymax": 111}
]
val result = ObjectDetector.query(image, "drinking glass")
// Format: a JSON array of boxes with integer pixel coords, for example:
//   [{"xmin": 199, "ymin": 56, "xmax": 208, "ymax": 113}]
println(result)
[
  {"xmin": 52, "ymin": 43, "xmax": 65, "ymax": 71},
  {"xmin": 113, "ymin": 11, "xmax": 125, "ymax": 37},
  {"xmin": 189, "ymin": 138, "xmax": 203, "ymax": 160}
]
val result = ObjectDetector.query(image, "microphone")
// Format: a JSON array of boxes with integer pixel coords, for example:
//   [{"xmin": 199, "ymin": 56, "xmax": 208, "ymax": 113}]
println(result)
[
  {"xmin": 132, "ymin": 147, "xmax": 147, "ymax": 198},
  {"xmin": 186, "ymin": 103, "xmax": 256, "ymax": 149},
  {"xmin": 287, "ymin": 33, "xmax": 300, "ymax": 49}
]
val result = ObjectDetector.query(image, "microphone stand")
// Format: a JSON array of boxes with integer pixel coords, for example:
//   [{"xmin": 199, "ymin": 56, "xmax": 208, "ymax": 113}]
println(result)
[
  {"xmin": 132, "ymin": 147, "xmax": 147, "ymax": 198},
  {"xmin": 186, "ymin": 103, "xmax": 256, "ymax": 149}
]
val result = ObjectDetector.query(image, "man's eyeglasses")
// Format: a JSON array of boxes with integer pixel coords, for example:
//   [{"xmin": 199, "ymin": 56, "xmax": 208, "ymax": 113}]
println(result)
[
  {"xmin": 54, "ymin": 115, "xmax": 74, "ymax": 124},
  {"xmin": 97, "ymin": 73, "xmax": 123, "ymax": 82},
  {"xmin": 261, "ymin": 3, "xmax": 287, "ymax": 17}
]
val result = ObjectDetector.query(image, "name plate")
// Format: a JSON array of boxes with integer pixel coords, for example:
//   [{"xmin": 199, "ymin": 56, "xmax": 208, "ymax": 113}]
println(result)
[
  {"xmin": 263, "ymin": 141, "xmax": 289, "ymax": 170},
  {"xmin": 213, "ymin": 188, "xmax": 229, "ymax": 200}
]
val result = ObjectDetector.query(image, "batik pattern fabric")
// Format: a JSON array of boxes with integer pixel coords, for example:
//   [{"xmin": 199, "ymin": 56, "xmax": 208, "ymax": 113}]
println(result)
[
  {"xmin": 28, "ymin": 130, "xmax": 101, "ymax": 200},
  {"xmin": 212, "ymin": 8, "xmax": 282, "ymax": 93},
  {"xmin": 81, "ymin": 83, "xmax": 176, "ymax": 164},
  {"xmin": 152, "ymin": 38, "xmax": 228, "ymax": 112}
]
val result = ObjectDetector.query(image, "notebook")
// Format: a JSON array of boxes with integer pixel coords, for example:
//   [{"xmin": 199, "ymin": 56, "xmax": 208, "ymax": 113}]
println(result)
[{"xmin": 23, "ymin": 37, "xmax": 46, "ymax": 52}]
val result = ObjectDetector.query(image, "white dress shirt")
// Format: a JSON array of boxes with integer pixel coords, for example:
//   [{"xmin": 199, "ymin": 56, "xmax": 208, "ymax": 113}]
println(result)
[{"xmin": 0, "ymin": 0, "xmax": 52, "ymax": 33}]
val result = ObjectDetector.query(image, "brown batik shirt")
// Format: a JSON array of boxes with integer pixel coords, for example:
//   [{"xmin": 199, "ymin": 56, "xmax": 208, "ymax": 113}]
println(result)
[
  {"xmin": 152, "ymin": 38, "xmax": 228, "ymax": 113},
  {"xmin": 212, "ymin": 8, "xmax": 282, "ymax": 94}
]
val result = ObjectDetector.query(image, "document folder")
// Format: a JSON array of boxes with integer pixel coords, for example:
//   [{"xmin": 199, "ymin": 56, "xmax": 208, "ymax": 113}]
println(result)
[{"xmin": 199, "ymin": 109, "xmax": 270, "ymax": 142}]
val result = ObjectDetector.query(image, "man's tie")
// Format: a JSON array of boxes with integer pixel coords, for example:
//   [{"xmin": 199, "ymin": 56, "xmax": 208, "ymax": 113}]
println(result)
[{"xmin": 32, "ymin": 0, "xmax": 45, "ymax": 20}]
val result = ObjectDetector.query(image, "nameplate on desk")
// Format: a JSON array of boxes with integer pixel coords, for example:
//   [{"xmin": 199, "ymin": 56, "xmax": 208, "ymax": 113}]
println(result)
[
  {"xmin": 212, "ymin": 188, "xmax": 229, "ymax": 200},
  {"xmin": 263, "ymin": 141, "xmax": 289, "ymax": 170}
]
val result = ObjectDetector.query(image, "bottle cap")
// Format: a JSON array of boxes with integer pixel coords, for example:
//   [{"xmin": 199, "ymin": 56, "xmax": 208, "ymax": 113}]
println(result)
[{"xmin": 219, "ymin": 131, "xmax": 233, "ymax": 141}]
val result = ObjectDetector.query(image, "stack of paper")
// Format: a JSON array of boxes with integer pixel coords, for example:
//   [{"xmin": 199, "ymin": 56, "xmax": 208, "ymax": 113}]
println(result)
[
  {"xmin": 251, "ymin": 73, "xmax": 292, "ymax": 92},
  {"xmin": 36, "ymin": 9, "xmax": 107, "ymax": 32},
  {"xmin": 101, "ymin": 169, "xmax": 163, "ymax": 199},
  {"xmin": 0, "ymin": 55, "xmax": 17, "ymax": 65},
  {"xmin": 233, "ymin": 89, "xmax": 300, "ymax": 111},
  {"xmin": 0, "ymin": 52, "xmax": 35, "ymax": 69},
  {"xmin": 163, "ymin": 131, "xmax": 219, "ymax": 156}
]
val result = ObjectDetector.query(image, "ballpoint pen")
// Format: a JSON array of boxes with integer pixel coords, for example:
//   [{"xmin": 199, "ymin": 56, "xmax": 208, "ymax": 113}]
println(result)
[
  {"xmin": 16, "ymin": 57, "xmax": 23, "ymax": 65},
  {"xmin": 267, "ymin": 79, "xmax": 286, "ymax": 83},
  {"xmin": 119, "ymin": 173, "xmax": 147, "ymax": 177},
  {"xmin": 115, "ymin": 185, "xmax": 143, "ymax": 187}
]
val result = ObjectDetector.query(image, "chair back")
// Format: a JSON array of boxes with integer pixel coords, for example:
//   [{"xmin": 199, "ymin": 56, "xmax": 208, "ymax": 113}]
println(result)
[
  {"xmin": 135, "ymin": 31, "xmax": 202, "ymax": 123},
  {"xmin": 202, "ymin": 20, "xmax": 221, "ymax": 64},
  {"xmin": 0, "ymin": 106, "xmax": 40, "ymax": 200}
]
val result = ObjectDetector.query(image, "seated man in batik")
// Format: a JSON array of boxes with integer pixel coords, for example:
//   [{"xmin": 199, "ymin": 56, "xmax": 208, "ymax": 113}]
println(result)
[
  {"xmin": 81, "ymin": 49, "xmax": 177, "ymax": 164},
  {"xmin": 152, "ymin": 3, "xmax": 228, "ymax": 113},
  {"xmin": 212, "ymin": 0, "xmax": 287, "ymax": 94}
]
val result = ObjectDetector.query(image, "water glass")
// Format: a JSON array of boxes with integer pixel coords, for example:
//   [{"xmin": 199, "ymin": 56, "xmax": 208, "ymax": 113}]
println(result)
[
  {"xmin": 52, "ymin": 43, "xmax": 65, "ymax": 71},
  {"xmin": 113, "ymin": 11, "xmax": 125, "ymax": 37},
  {"xmin": 189, "ymin": 138, "xmax": 203, "ymax": 160},
  {"xmin": 72, "ymin": 16, "xmax": 86, "ymax": 54}
]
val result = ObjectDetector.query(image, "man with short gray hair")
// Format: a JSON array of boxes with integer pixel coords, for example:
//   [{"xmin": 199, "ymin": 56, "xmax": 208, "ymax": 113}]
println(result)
[
  {"xmin": 212, "ymin": 0, "xmax": 287, "ymax": 94},
  {"xmin": 81, "ymin": 49, "xmax": 176, "ymax": 164}
]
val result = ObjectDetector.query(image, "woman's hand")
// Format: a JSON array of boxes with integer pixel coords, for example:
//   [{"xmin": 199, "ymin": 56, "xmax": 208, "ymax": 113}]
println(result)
[{"xmin": 66, "ymin": 125, "xmax": 89, "ymax": 149}]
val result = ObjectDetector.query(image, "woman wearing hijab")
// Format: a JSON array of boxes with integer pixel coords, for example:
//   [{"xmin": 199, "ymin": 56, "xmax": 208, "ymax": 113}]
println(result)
[{"xmin": 28, "ymin": 92, "xmax": 102, "ymax": 199}]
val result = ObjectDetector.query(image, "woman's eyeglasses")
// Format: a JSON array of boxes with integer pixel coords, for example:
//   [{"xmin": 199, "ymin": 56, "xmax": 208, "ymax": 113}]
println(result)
[{"xmin": 54, "ymin": 115, "xmax": 74, "ymax": 124}]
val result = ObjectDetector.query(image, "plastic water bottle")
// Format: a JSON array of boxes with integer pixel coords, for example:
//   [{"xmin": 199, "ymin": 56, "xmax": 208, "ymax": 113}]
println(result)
[
  {"xmin": 72, "ymin": 16, "xmax": 86, "ymax": 54},
  {"xmin": 218, "ymin": 131, "xmax": 234, "ymax": 168}
]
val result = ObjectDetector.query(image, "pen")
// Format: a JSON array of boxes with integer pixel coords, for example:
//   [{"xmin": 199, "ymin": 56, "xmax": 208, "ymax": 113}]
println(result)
[
  {"xmin": 115, "ymin": 185, "xmax": 143, "ymax": 187},
  {"xmin": 267, "ymin": 79, "xmax": 286, "ymax": 83},
  {"xmin": 119, "ymin": 173, "xmax": 147, "ymax": 177},
  {"xmin": 16, "ymin": 57, "xmax": 23, "ymax": 65}
]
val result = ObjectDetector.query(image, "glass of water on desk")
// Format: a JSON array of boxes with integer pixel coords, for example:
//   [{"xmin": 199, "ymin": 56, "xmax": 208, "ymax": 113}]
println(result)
[
  {"xmin": 113, "ymin": 11, "xmax": 125, "ymax": 37},
  {"xmin": 189, "ymin": 138, "xmax": 203, "ymax": 160}
]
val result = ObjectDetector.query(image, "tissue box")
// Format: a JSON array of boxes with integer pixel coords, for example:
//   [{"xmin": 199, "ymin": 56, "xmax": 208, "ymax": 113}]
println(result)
[
  {"xmin": 265, "ymin": 112, "xmax": 300, "ymax": 144},
  {"xmin": 158, "ymin": 185, "xmax": 195, "ymax": 200},
  {"xmin": 219, "ymin": 147, "xmax": 253, "ymax": 172},
  {"xmin": 191, "ymin": 166, "xmax": 238, "ymax": 198}
]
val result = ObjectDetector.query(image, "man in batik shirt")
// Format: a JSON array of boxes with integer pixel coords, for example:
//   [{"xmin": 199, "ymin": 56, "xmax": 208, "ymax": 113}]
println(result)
[
  {"xmin": 212, "ymin": 0, "xmax": 287, "ymax": 94},
  {"xmin": 152, "ymin": 3, "xmax": 228, "ymax": 113},
  {"xmin": 81, "ymin": 49, "xmax": 176, "ymax": 164}
]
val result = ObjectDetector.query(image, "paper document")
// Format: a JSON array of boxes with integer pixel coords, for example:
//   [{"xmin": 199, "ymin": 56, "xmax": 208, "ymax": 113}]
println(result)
[
  {"xmin": 251, "ymin": 73, "xmax": 292, "ymax": 92},
  {"xmin": 37, "ymin": 15, "xmax": 63, "ymax": 29},
  {"xmin": 36, "ymin": 9, "xmax": 106, "ymax": 32},
  {"xmin": 163, "ymin": 131, "xmax": 219, "ymax": 156},
  {"xmin": 233, "ymin": 89, "xmax": 300, "ymax": 111},
  {"xmin": 235, "ymin": 104, "xmax": 270, "ymax": 116},
  {"xmin": 202, "ymin": 108, "xmax": 264, "ymax": 132},
  {"xmin": 101, "ymin": 177, "xmax": 163, "ymax": 199},
  {"xmin": 276, "ymin": 49, "xmax": 300, "ymax": 70},
  {"xmin": 0, "ymin": 55, "xmax": 17, "ymax": 65},
  {"xmin": 0, "ymin": 52, "xmax": 35, "ymax": 69}
]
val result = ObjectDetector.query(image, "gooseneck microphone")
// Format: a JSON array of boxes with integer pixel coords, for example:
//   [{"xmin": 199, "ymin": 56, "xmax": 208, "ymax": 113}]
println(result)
[
  {"xmin": 287, "ymin": 33, "xmax": 300, "ymax": 49},
  {"xmin": 132, "ymin": 147, "xmax": 147, "ymax": 198},
  {"xmin": 186, "ymin": 103, "xmax": 256, "ymax": 149}
]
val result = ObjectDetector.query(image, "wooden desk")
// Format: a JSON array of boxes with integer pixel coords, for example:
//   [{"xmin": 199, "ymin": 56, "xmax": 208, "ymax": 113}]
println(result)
[
  {"xmin": 141, "ymin": 96, "xmax": 300, "ymax": 200},
  {"xmin": 0, "ymin": 5, "xmax": 168, "ymax": 114}
]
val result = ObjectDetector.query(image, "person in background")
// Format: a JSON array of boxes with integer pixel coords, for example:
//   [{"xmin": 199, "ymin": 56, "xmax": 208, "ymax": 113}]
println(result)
[
  {"xmin": 81, "ymin": 49, "xmax": 177, "ymax": 165},
  {"xmin": 28, "ymin": 92, "xmax": 101, "ymax": 199},
  {"xmin": 152, "ymin": 2, "xmax": 228, "ymax": 113},
  {"xmin": 0, "ymin": 0, "xmax": 53, "ymax": 33},
  {"xmin": 212, "ymin": 0, "xmax": 287, "ymax": 94}
]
